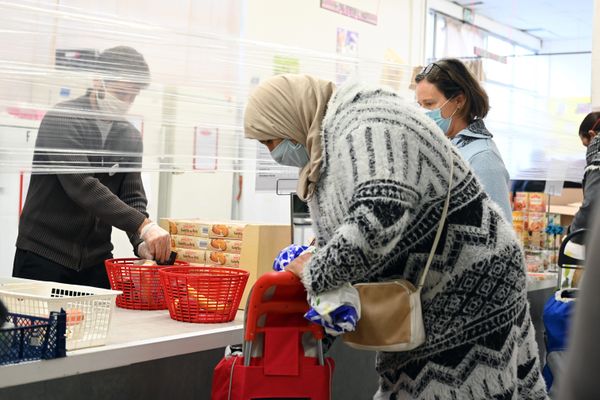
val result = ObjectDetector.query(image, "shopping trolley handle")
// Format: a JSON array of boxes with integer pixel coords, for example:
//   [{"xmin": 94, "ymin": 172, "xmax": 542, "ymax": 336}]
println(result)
[
  {"xmin": 558, "ymin": 228, "xmax": 587, "ymax": 268},
  {"xmin": 244, "ymin": 271, "xmax": 325, "ymax": 342},
  {"xmin": 250, "ymin": 271, "xmax": 304, "ymax": 296}
]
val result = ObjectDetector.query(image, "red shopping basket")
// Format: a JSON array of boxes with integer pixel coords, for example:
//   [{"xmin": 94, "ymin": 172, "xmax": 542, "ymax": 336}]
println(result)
[
  {"xmin": 105, "ymin": 258, "xmax": 188, "ymax": 310},
  {"xmin": 159, "ymin": 266, "xmax": 249, "ymax": 323},
  {"xmin": 211, "ymin": 271, "xmax": 334, "ymax": 400}
]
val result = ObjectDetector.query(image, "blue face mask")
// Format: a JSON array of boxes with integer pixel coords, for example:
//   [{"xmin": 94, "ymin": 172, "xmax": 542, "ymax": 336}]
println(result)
[
  {"xmin": 270, "ymin": 139, "xmax": 310, "ymax": 168},
  {"xmin": 425, "ymin": 98, "xmax": 457, "ymax": 135}
]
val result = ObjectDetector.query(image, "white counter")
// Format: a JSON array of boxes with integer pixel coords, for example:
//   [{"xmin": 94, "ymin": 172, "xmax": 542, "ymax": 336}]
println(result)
[
  {"xmin": 0, "ymin": 308, "xmax": 244, "ymax": 388},
  {"xmin": 526, "ymin": 272, "xmax": 558, "ymax": 292},
  {"xmin": 1, "ymin": 272, "xmax": 557, "ymax": 389}
]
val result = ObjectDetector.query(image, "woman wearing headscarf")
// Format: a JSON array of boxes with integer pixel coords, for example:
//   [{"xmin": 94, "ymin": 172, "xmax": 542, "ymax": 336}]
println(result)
[{"xmin": 244, "ymin": 74, "xmax": 547, "ymax": 399}]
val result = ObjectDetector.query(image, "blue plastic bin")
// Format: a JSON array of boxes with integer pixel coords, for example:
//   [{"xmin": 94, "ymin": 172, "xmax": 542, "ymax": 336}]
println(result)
[{"xmin": 0, "ymin": 310, "xmax": 67, "ymax": 365}]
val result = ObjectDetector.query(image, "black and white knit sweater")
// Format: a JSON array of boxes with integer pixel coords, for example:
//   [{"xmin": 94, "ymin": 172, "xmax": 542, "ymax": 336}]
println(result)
[{"xmin": 302, "ymin": 82, "xmax": 548, "ymax": 399}]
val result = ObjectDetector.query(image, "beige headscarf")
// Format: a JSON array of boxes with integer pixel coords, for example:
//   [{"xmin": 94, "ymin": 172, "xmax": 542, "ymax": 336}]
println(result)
[{"xmin": 244, "ymin": 74, "xmax": 335, "ymax": 200}]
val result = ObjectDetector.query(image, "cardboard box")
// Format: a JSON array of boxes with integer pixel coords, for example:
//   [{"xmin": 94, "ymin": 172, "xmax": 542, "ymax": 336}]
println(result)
[
  {"xmin": 513, "ymin": 192, "xmax": 528, "ymax": 211},
  {"xmin": 161, "ymin": 219, "xmax": 292, "ymax": 308},
  {"xmin": 171, "ymin": 235, "xmax": 243, "ymax": 254},
  {"xmin": 548, "ymin": 188, "xmax": 583, "ymax": 227},
  {"xmin": 161, "ymin": 219, "xmax": 244, "ymax": 239},
  {"xmin": 528, "ymin": 212, "xmax": 546, "ymax": 232},
  {"xmin": 174, "ymin": 248, "xmax": 207, "ymax": 264},
  {"xmin": 206, "ymin": 251, "xmax": 241, "ymax": 268},
  {"xmin": 528, "ymin": 193, "xmax": 546, "ymax": 212}
]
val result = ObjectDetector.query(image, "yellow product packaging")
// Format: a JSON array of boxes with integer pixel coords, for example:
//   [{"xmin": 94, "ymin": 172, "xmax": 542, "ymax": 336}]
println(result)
[
  {"xmin": 527, "ymin": 212, "xmax": 546, "ymax": 232},
  {"xmin": 206, "ymin": 251, "xmax": 241, "ymax": 268},
  {"xmin": 513, "ymin": 192, "xmax": 528, "ymax": 211},
  {"xmin": 512, "ymin": 211, "xmax": 525, "ymax": 236},
  {"xmin": 171, "ymin": 235, "xmax": 243, "ymax": 254},
  {"xmin": 528, "ymin": 192, "xmax": 546, "ymax": 212},
  {"xmin": 171, "ymin": 235, "xmax": 209, "ymax": 250},
  {"xmin": 207, "ymin": 238, "xmax": 243, "ymax": 254},
  {"xmin": 174, "ymin": 248, "xmax": 207, "ymax": 264},
  {"xmin": 166, "ymin": 219, "xmax": 211, "ymax": 237},
  {"xmin": 207, "ymin": 223, "xmax": 244, "ymax": 240}
]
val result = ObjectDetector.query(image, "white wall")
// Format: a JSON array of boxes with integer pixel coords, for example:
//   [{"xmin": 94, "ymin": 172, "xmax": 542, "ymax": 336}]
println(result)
[{"xmin": 238, "ymin": 0, "xmax": 427, "ymax": 225}]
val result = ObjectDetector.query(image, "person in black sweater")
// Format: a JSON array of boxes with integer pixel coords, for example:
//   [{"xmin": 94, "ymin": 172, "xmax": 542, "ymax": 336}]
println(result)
[
  {"xmin": 13, "ymin": 46, "xmax": 170, "ymax": 288},
  {"xmin": 570, "ymin": 112, "xmax": 600, "ymax": 237}
]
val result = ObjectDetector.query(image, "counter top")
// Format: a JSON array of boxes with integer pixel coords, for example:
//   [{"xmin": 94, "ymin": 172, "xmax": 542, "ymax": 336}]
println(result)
[
  {"xmin": 0, "ymin": 307, "xmax": 244, "ymax": 388},
  {"xmin": 527, "ymin": 272, "xmax": 558, "ymax": 292},
  {"xmin": 1, "ymin": 271, "xmax": 557, "ymax": 388}
]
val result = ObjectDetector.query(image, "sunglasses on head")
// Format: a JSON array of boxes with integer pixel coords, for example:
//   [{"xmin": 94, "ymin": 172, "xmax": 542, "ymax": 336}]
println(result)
[
  {"xmin": 592, "ymin": 118, "xmax": 600, "ymax": 132},
  {"xmin": 418, "ymin": 62, "xmax": 453, "ymax": 80}
]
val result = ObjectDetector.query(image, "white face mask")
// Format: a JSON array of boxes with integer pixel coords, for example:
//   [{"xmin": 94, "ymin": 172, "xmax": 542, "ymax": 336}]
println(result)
[{"xmin": 96, "ymin": 80, "xmax": 131, "ymax": 117}]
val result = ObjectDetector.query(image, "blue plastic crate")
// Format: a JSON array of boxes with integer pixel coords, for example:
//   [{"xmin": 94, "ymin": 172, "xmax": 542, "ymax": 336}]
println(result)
[{"xmin": 0, "ymin": 310, "xmax": 67, "ymax": 365}]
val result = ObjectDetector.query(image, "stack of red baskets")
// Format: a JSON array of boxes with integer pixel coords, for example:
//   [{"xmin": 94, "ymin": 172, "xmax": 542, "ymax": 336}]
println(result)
[
  {"xmin": 159, "ymin": 266, "xmax": 249, "ymax": 323},
  {"xmin": 104, "ymin": 258, "xmax": 188, "ymax": 310}
]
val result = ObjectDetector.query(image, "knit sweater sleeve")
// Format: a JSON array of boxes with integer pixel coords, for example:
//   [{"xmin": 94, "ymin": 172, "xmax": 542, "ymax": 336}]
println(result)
[
  {"xmin": 302, "ymin": 181, "xmax": 419, "ymax": 294},
  {"xmin": 119, "ymin": 172, "xmax": 149, "ymax": 252},
  {"xmin": 301, "ymin": 123, "xmax": 428, "ymax": 295},
  {"xmin": 37, "ymin": 111, "xmax": 147, "ymax": 234}
]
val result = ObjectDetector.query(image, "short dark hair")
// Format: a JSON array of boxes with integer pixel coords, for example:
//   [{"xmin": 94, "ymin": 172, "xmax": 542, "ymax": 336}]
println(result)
[
  {"xmin": 95, "ymin": 46, "xmax": 150, "ymax": 89},
  {"xmin": 415, "ymin": 58, "xmax": 489, "ymax": 124},
  {"xmin": 579, "ymin": 111, "xmax": 600, "ymax": 138}
]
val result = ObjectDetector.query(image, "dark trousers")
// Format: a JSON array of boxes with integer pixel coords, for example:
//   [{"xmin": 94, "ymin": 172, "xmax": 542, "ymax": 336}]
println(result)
[{"xmin": 13, "ymin": 248, "xmax": 110, "ymax": 289}]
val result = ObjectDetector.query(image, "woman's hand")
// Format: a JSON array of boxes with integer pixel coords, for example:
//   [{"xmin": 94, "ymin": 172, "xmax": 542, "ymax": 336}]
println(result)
[{"xmin": 286, "ymin": 252, "xmax": 312, "ymax": 278}]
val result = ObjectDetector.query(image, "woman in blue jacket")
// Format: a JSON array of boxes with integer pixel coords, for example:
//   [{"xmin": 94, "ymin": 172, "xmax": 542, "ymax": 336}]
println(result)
[{"xmin": 415, "ymin": 58, "xmax": 512, "ymax": 222}]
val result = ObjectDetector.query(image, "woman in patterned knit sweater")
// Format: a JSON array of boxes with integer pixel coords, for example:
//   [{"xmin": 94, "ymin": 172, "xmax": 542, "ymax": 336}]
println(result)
[{"xmin": 244, "ymin": 74, "xmax": 547, "ymax": 400}]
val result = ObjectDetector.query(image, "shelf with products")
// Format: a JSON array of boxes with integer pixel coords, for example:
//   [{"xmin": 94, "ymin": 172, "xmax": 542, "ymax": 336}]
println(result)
[{"xmin": 511, "ymin": 188, "xmax": 582, "ymax": 273}]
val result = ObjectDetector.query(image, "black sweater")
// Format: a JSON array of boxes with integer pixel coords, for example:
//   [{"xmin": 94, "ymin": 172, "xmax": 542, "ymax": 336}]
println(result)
[{"xmin": 16, "ymin": 94, "xmax": 148, "ymax": 270}]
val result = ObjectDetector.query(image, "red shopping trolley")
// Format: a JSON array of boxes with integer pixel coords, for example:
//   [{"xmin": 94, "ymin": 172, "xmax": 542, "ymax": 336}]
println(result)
[{"xmin": 211, "ymin": 271, "xmax": 334, "ymax": 400}]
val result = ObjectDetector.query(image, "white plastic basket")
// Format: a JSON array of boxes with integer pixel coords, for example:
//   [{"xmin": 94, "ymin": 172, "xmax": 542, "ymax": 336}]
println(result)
[
  {"xmin": 0, "ymin": 276, "xmax": 32, "ymax": 286},
  {"xmin": 0, "ymin": 279, "xmax": 121, "ymax": 350}
]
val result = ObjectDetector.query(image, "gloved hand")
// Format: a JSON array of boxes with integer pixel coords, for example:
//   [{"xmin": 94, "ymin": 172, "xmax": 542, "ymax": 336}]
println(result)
[
  {"xmin": 140, "ymin": 221, "xmax": 171, "ymax": 263},
  {"xmin": 137, "ymin": 241, "xmax": 153, "ymax": 260}
]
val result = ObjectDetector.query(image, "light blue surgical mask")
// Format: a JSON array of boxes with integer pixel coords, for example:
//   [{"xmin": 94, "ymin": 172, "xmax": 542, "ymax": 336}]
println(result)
[
  {"xmin": 425, "ymin": 98, "xmax": 457, "ymax": 135},
  {"xmin": 270, "ymin": 139, "xmax": 310, "ymax": 168}
]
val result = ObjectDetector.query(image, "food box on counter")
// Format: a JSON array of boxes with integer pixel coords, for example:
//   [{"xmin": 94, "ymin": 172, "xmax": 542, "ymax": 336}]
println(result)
[
  {"xmin": 162, "ymin": 219, "xmax": 244, "ymax": 240},
  {"xmin": 161, "ymin": 219, "xmax": 291, "ymax": 308},
  {"xmin": 174, "ymin": 248, "xmax": 207, "ymax": 264},
  {"xmin": 171, "ymin": 235, "xmax": 243, "ymax": 254},
  {"xmin": 206, "ymin": 251, "xmax": 241, "ymax": 268}
]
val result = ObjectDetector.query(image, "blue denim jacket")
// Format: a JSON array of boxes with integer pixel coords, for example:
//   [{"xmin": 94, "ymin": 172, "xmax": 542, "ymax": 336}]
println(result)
[{"xmin": 451, "ymin": 120, "xmax": 512, "ymax": 223}]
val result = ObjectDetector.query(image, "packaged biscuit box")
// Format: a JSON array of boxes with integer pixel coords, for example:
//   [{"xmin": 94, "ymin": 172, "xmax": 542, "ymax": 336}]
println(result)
[
  {"xmin": 512, "ymin": 211, "xmax": 525, "ymax": 234},
  {"xmin": 206, "ymin": 251, "xmax": 241, "ymax": 268},
  {"xmin": 207, "ymin": 223, "xmax": 244, "ymax": 240},
  {"xmin": 166, "ymin": 220, "xmax": 211, "ymax": 237},
  {"xmin": 170, "ymin": 235, "xmax": 243, "ymax": 254},
  {"xmin": 513, "ymin": 192, "xmax": 528, "ymax": 211},
  {"xmin": 527, "ymin": 212, "xmax": 546, "ymax": 232},
  {"xmin": 174, "ymin": 248, "xmax": 207, "ymax": 264},
  {"xmin": 171, "ymin": 235, "xmax": 208, "ymax": 250},
  {"xmin": 529, "ymin": 231, "xmax": 545, "ymax": 249},
  {"xmin": 528, "ymin": 192, "xmax": 546, "ymax": 212},
  {"xmin": 162, "ymin": 219, "xmax": 245, "ymax": 240},
  {"xmin": 207, "ymin": 238, "xmax": 243, "ymax": 254}
]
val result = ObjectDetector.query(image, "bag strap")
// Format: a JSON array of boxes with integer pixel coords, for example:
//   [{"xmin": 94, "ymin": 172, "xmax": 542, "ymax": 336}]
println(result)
[{"xmin": 417, "ymin": 157, "xmax": 454, "ymax": 289}]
